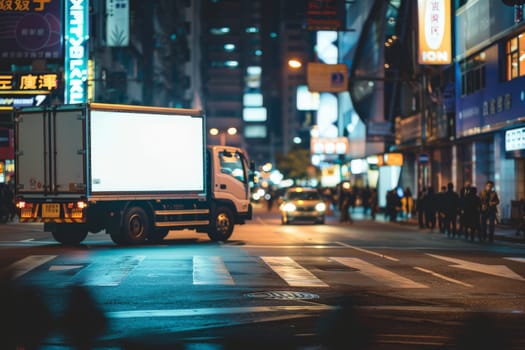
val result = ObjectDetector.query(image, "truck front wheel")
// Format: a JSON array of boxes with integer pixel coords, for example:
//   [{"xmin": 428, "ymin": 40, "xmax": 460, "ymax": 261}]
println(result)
[
  {"xmin": 111, "ymin": 206, "xmax": 150, "ymax": 245},
  {"xmin": 208, "ymin": 206, "xmax": 234, "ymax": 242},
  {"xmin": 52, "ymin": 225, "xmax": 88, "ymax": 245}
]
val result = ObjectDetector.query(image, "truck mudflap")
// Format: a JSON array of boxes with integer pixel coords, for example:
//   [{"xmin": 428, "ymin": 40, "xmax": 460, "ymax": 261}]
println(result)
[{"xmin": 17, "ymin": 200, "xmax": 86, "ymax": 224}]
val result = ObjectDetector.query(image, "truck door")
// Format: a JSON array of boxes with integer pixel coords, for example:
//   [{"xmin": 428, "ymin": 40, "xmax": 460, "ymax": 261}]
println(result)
[
  {"xmin": 213, "ymin": 149, "xmax": 251, "ymax": 214},
  {"xmin": 16, "ymin": 107, "xmax": 85, "ymax": 196}
]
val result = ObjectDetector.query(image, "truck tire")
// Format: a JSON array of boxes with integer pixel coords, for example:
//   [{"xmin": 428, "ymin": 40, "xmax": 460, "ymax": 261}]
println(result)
[
  {"xmin": 208, "ymin": 206, "xmax": 234, "ymax": 242},
  {"xmin": 111, "ymin": 206, "xmax": 150, "ymax": 245},
  {"xmin": 52, "ymin": 225, "xmax": 88, "ymax": 245}
]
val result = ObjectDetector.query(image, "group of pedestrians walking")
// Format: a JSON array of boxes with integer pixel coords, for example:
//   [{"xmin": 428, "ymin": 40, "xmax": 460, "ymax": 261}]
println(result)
[{"xmin": 416, "ymin": 180, "xmax": 500, "ymax": 242}]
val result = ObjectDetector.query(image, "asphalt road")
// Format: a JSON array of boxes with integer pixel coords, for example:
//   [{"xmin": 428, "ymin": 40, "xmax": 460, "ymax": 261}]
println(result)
[{"xmin": 0, "ymin": 206, "xmax": 524, "ymax": 349}]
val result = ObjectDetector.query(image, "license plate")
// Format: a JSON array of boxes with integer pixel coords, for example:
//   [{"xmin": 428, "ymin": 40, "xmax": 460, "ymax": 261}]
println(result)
[
  {"xmin": 21, "ymin": 208, "xmax": 32, "ymax": 218},
  {"xmin": 42, "ymin": 203, "xmax": 60, "ymax": 218}
]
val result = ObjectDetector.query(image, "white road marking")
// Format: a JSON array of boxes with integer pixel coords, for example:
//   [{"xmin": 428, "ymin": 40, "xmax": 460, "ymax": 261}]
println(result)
[
  {"xmin": 49, "ymin": 265, "xmax": 84, "ymax": 271},
  {"xmin": 335, "ymin": 241, "xmax": 400, "ymax": 262},
  {"xmin": 428, "ymin": 254, "xmax": 525, "ymax": 282},
  {"xmin": 75, "ymin": 256, "xmax": 145, "ymax": 286},
  {"xmin": 20, "ymin": 238, "xmax": 35, "ymax": 242},
  {"xmin": 504, "ymin": 257, "xmax": 525, "ymax": 263},
  {"xmin": 261, "ymin": 256, "xmax": 328, "ymax": 287},
  {"xmin": 193, "ymin": 256, "xmax": 234, "ymax": 285},
  {"xmin": 331, "ymin": 257, "xmax": 427, "ymax": 289},
  {"xmin": 413, "ymin": 266, "xmax": 473, "ymax": 288},
  {"xmin": 107, "ymin": 304, "xmax": 335, "ymax": 319},
  {"xmin": 5, "ymin": 255, "xmax": 57, "ymax": 279}
]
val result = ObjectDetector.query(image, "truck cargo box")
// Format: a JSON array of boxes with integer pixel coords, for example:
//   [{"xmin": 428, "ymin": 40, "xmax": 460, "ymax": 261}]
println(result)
[{"xmin": 16, "ymin": 103, "xmax": 206, "ymax": 198}]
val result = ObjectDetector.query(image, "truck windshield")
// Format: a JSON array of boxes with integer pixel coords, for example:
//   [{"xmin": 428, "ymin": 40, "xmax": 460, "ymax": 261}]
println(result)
[{"xmin": 219, "ymin": 151, "xmax": 246, "ymax": 183}]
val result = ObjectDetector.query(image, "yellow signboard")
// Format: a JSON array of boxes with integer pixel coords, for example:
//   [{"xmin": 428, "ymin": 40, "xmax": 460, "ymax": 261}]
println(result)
[
  {"xmin": 0, "ymin": 73, "xmax": 57, "ymax": 91},
  {"xmin": 307, "ymin": 63, "xmax": 348, "ymax": 92},
  {"xmin": 417, "ymin": 0, "xmax": 452, "ymax": 65}
]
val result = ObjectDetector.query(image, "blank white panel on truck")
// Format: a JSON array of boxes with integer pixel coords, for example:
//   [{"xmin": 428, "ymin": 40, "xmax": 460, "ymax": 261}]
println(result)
[{"xmin": 89, "ymin": 110, "xmax": 205, "ymax": 193}]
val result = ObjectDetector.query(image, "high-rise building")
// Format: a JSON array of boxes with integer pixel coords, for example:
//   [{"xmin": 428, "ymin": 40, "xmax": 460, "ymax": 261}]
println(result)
[{"xmin": 200, "ymin": 0, "xmax": 312, "ymax": 165}]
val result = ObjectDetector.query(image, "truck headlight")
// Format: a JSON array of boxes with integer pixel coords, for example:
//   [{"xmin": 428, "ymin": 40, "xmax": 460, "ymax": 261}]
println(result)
[
  {"xmin": 315, "ymin": 202, "xmax": 326, "ymax": 212},
  {"xmin": 282, "ymin": 203, "xmax": 296, "ymax": 212}
]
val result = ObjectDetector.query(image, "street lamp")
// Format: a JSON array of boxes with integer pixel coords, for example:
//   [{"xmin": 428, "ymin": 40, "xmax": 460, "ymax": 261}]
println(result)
[
  {"xmin": 288, "ymin": 58, "xmax": 303, "ymax": 69},
  {"xmin": 209, "ymin": 127, "xmax": 237, "ymax": 146}
]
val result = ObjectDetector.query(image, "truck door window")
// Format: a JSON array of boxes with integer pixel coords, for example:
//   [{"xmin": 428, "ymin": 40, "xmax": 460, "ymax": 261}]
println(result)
[{"xmin": 219, "ymin": 151, "xmax": 246, "ymax": 183}]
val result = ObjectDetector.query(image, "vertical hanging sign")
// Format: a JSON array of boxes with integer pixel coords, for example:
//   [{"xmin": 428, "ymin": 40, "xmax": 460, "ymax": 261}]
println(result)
[
  {"xmin": 417, "ymin": 0, "xmax": 452, "ymax": 65},
  {"xmin": 106, "ymin": 0, "xmax": 130, "ymax": 46},
  {"xmin": 65, "ymin": 0, "xmax": 89, "ymax": 104}
]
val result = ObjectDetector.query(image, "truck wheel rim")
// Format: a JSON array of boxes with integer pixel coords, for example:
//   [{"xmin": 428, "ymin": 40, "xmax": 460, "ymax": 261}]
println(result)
[
  {"xmin": 129, "ymin": 214, "xmax": 144, "ymax": 237},
  {"xmin": 216, "ymin": 213, "xmax": 231, "ymax": 234}
]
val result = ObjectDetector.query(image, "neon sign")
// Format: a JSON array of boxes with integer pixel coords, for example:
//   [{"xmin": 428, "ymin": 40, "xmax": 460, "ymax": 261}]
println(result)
[{"xmin": 64, "ymin": 0, "xmax": 89, "ymax": 104}]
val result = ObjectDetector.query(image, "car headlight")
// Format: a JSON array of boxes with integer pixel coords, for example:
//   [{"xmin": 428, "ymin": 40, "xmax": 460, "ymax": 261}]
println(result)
[
  {"xmin": 315, "ymin": 202, "xmax": 326, "ymax": 212},
  {"xmin": 282, "ymin": 203, "xmax": 297, "ymax": 212}
]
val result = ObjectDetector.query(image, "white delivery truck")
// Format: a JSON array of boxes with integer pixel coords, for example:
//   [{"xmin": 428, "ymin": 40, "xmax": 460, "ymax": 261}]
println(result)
[{"xmin": 15, "ymin": 103, "xmax": 253, "ymax": 245}]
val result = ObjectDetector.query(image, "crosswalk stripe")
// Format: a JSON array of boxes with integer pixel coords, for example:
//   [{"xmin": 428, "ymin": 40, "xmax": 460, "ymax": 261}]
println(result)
[
  {"xmin": 335, "ymin": 242, "xmax": 400, "ymax": 262},
  {"xmin": 73, "ymin": 256, "xmax": 145, "ymax": 287},
  {"xmin": 261, "ymin": 256, "xmax": 328, "ymax": 287},
  {"xmin": 504, "ymin": 257, "xmax": 525, "ymax": 263},
  {"xmin": 428, "ymin": 254, "xmax": 525, "ymax": 282},
  {"xmin": 331, "ymin": 257, "xmax": 428, "ymax": 289},
  {"xmin": 413, "ymin": 267, "xmax": 473, "ymax": 288},
  {"xmin": 5, "ymin": 255, "xmax": 57, "ymax": 279},
  {"xmin": 193, "ymin": 256, "xmax": 234, "ymax": 285}
]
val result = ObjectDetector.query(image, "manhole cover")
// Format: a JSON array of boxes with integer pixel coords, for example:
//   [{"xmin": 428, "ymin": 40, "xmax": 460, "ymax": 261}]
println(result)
[{"xmin": 245, "ymin": 291, "xmax": 320, "ymax": 300}]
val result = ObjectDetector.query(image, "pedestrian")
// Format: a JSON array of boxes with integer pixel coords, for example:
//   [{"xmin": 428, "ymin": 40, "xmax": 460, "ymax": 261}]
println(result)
[
  {"xmin": 361, "ymin": 185, "xmax": 371, "ymax": 216},
  {"xmin": 369, "ymin": 189, "xmax": 378, "ymax": 220},
  {"xmin": 401, "ymin": 187, "xmax": 414, "ymax": 221},
  {"xmin": 422, "ymin": 187, "xmax": 437, "ymax": 230},
  {"xmin": 443, "ymin": 182, "xmax": 460, "ymax": 238},
  {"xmin": 516, "ymin": 198, "xmax": 525, "ymax": 236},
  {"xmin": 480, "ymin": 180, "xmax": 500, "ymax": 242},
  {"xmin": 463, "ymin": 186, "xmax": 481, "ymax": 241},
  {"xmin": 386, "ymin": 189, "xmax": 400, "ymax": 222},
  {"xmin": 458, "ymin": 181, "xmax": 472, "ymax": 236},
  {"xmin": 436, "ymin": 185, "xmax": 447, "ymax": 233},
  {"xmin": 416, "ymin": 187, "xmax": 427, "ymax": 228},
  {"xmin": 338, "ymin": 181, "xmax": 353, "ymax": 223}
]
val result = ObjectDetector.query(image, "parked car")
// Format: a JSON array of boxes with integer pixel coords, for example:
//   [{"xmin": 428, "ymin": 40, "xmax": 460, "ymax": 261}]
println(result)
[{"xmin": 279, "ymin": 187, "xmax": 326, "ymax": 225}]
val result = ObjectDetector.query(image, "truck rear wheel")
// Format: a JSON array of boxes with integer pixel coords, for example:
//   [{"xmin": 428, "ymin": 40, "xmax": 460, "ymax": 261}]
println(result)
[
  {"xmin": 208, "ymin": 206, "xmax": 234, "ymax": 242},
  {"xmin": 52, "ymin": 225, "xmax": 88, "ymax": 245},
  {"xmin": 111, "ymin": 206, "xmax": 150, "ymax": 245}
]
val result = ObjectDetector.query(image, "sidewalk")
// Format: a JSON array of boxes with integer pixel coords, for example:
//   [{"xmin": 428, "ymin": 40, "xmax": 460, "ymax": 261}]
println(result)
[{"xmin": 332, "ymin": 207, "xmax": 525, "ymax": 244}]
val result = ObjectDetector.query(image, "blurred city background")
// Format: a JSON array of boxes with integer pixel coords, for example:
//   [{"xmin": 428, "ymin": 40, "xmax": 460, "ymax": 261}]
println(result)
[{"xmin": 1, "ymin": 0, "xmax": 525, "ymax": 220}]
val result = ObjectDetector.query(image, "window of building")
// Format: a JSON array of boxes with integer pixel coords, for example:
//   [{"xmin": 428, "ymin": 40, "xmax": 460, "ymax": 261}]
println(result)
[
  {"xmin": 505, "ymin": 33, "xmax": 525, "ymax": 81},
  {"xmin": 210, "ymin": 27, "xmax": 230, "ymax": 35},
  {"xmin": 460, "ymin": 52, "xmax": 485, "ymax": 96}
]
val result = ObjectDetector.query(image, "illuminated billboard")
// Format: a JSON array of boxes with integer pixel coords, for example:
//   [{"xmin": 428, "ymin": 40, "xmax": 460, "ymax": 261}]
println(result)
[
  {"xmin": 0, "ymin": 0, "xmax": 62, "ymax": 59},
  {"xmin": 417, "ymin": 0, "xmax": 452, "ymax": 65},
  {"xmin": 65, "ymin": 0, "xmax": 89, "ymax": 104}
]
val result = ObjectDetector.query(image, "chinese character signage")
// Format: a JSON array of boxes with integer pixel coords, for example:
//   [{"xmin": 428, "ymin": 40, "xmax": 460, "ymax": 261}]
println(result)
[
  {"xmin": 65, "ymin": 0, "xmax": 88, "ymax": 104},
  {"xmin": 306, "ymin": 0, "xmax": 345, "ymax": 31},
  {"xmin": 417, "ymin": 0, "xmax": 452, "ymax": 65},
  {"xmin": 0, "ymin": 73, "xmax": 57, "ymax": 91},
  {"xmin": 506, "ymin": 127, "xmax": 525, "ymax": 152},
  {"xmin": 106, "ymin": 0, "xmax": 129, "ymax": 47},
  {"xmin": 0, "ymin": 0, "xmax": 62, "ymax": 59},
  {"xmin": 0, "ymin": 72, "xmax": 55, "ymax": 110}
]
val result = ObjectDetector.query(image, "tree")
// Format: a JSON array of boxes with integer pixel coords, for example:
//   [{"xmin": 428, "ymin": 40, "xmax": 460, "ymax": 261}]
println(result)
[{"xmin": 275, "ymin": 148, "xmax": 314, "ymax": 181}]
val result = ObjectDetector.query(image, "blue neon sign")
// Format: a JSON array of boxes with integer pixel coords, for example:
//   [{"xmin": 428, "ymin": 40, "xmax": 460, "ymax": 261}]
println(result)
[{"xmin": 64, "ymin": 0, "xmax": 89, "ymax": 104}]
